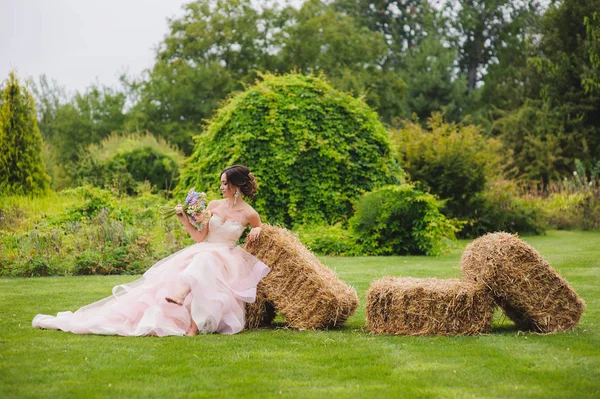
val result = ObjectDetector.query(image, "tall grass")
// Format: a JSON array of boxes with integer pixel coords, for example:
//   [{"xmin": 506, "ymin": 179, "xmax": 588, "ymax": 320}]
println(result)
[{"xmin": 520, "ymin": 173, "xmax": 600, "ymax": 230}]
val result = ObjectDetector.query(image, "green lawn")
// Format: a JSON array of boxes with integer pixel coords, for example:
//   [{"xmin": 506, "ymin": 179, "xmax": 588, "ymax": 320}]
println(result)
[{"xmin": 1, "ymin": 230, "xmax": 599, "ymax": 398}]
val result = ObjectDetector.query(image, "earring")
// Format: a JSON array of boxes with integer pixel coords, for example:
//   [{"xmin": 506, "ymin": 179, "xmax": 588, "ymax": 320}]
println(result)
[{"xmin": 234, "ymin": 190, "xmax": 239, "ymax": 205}]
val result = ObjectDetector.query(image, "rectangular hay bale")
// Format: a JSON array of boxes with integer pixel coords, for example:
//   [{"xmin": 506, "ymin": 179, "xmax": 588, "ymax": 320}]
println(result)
[
  {"xmin": 366, "ymin": 277, "xmax": 494, "ymax": 335},
  {"xmin": 460, "ymin": 232, "xmax": 586, "ymax": 333},
  {"xmin": 244, "ymin": 224, "xmax": 358, "ymax": 330}
]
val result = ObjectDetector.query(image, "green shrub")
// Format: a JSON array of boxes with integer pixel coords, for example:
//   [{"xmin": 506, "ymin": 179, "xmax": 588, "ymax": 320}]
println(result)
[
  {"xmin": 76, "ymin": 132, "xmax": 184, "ymax": 195},
  {"xmin": 49, "ymin": 186, "xmax": 115, "ymax": 223},
  {"xmin": 467, "ymin": 180, "xmax": 546, "ymax": 236},
  {"xmin": 74, "ymin": 249, "xmax": 113, "ymax": 275},
  {"xmin": 17, "ymin": 257, "xmax": 58, "ymax": 277},
  {"xmin": 296, "ymin": 223, "xmax": 362, "ymax": 256},
  {"xmin": 178, "ymin": 73, "xmax": 402, "ymax": 227},
  {"xmin": 390, "ymin": 114, "xmax": 504, "ymax": 226},
  {"xmin": 349, "ymin": 185, "xmax": 459, "ymax": 256}
]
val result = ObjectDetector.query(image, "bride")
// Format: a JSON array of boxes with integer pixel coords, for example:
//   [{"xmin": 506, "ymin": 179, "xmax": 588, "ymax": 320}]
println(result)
[{"xmin": 32, "ymin": 165, "xmax": 270, "ymax": 336}]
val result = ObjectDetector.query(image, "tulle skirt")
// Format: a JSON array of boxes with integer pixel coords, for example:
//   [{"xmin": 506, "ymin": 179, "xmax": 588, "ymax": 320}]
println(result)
[{"xmin": 32, "ymin": 243, "xmax": 270, "ymax": 336}]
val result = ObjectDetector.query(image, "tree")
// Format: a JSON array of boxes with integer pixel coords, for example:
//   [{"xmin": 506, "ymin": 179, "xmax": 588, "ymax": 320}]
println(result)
[
  {"xmin": 334, "ymin": 0, "xmax": 433, "ymax": 69},
  {"xmin": 280, "ymin": 0, "xmax": 407, "ymax": 122},
  {"xmin": 446, "ymin": 0, "xmax": 541, "ymax": 93},
  {"xmin": 132, "ymin": 0, "xmax": 411, "ymax": 148},
  {"xmin": 129, "ymin": 0, "xmax": 284, "ymax": 154},
  {"xmin": 76, "ymin": 132, "xmax": 185, "ymax": 195},
  {"xmin": 398, "ymin": 35, "xmax": 470, "ymax": 121},
  {"xmin": 0, "ymin": 72, "xmax": 50, "ymax": 195},
  {"xmin": 30, "ymin": 77, "xmax": 127, "ymax": 165},
  {"xmin": 491, "ymin": 0, "xmax": 600, "ymax": 180}
]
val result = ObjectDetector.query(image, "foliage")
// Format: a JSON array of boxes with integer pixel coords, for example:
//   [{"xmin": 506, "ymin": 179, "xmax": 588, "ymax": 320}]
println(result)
[
  {"xmin": 31, "ymin": 78, "xmax": 127, "ymax": 164},
  {"xmin": 542, "ymin": 191, "xmax": 600, "ymax": 230},
  {"xmin": 279, "ymin": 0, "xmax": 407, "ymax": 123},
  {"xmin": 18, "ymin": 0, "xmax": 597, "ymax": 191},
  {"xmin": 0, "ymin": 186, "xmax": 193, "ymax": 277},
  {"xmin": 296, "ymin": 223, "xmax": 362, "ymax": 256},
  {"xmin": 390, "ymin": 113, "xmax": 504, "ymax": 222},
  {"xmin": 76, "ymin": 132, "xmax": 184, "ymax": 195},
  {"xmin": 398, "ymin": 35, "xmax": 471, "ymax": 122},
  {"xmin": 490, "ymin": 0, "xmax": 600, "ymax": 181},
  {"xmin": 130, "ymin": 0, "xmax": 408, "ymax": 152},
  {"xmin": 444, "ymin": 0, "xmax": 541, "ymax": 92},
  {"xmin": 127, "ymin": 0, "xmax": 282, "ymax": 154},
  {"xmin": 350, "ymin": 185, "xmax": 459, "ymax": 256},
  {"xmin": 466, "ymin": 180, "xmax": 546, "ymax": 237},
  {"xmin": 178, "ymin": 73, "xmax": 401, "ymax": 227},
  {"xmin": 334, "ymin": 0, "xmax": 473, "ymax": 122},
  {"xmin": 0, "ymin": 72, "xmax": 50, "ymax": 196},
  {"xmin": 28, "ymin": 76, "xmax": 128, "ymax": 189},
  {"xmin": 491, "ymin": 100, "xmax": 567, "ymax": 182},
  {"xmin": 525, "ymin": 171, "xmax": 600, "ymax": 231},
  {"xmin": 333, "ymin": 0, "xmax": 433, "ymax": 63}
]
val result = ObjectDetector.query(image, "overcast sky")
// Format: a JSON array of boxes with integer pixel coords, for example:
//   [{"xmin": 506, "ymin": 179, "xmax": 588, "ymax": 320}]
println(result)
[{"xmin": 1, "ymin": 0, "xmax": 189, "ymax": 95}]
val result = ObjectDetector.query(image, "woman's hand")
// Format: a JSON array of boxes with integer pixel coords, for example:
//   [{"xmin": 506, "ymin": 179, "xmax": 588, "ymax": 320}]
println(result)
[
  {"xmin": 175, "ymin": 204, "xmax": 189, "ymax": 224},
  {"xmin": 247, "ymin": 226, "xmax": 261, "ymax": 242}
]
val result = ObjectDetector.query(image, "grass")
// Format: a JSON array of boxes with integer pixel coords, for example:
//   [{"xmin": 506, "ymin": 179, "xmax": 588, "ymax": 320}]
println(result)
[{"xmin": 1, "ymin": 230, "xmax": 599, "ymax": 398}]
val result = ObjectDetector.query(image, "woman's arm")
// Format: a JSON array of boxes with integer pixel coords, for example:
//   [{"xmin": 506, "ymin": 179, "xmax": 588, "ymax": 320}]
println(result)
[{"xmin": 246, "ymin": 210, "xmax": 262, "ymax": 242}]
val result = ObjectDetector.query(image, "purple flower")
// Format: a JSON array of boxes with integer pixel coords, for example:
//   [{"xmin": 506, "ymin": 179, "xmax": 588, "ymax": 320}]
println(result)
[{"xmin": 185, "ymin": 187, "xmax": 200, "ymax": 205}]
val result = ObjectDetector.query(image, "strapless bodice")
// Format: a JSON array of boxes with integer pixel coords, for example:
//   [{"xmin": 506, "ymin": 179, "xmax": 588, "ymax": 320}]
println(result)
[{"xmin": 203, "ymin": 214, "xmax": 246, "ymax": 247}]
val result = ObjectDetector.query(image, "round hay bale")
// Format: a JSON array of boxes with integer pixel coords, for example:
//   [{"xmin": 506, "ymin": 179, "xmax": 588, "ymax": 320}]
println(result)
[
  {"xmin": 366, "ymin": 277, "xmax": 494, "ymax": 335},
  {"xmin": 460, "ymin": 232, "xmax": 586, "ymax": 333},
  {"xmin": 244, "ymin": 224, "xmax": 359, "ymax": 329}
]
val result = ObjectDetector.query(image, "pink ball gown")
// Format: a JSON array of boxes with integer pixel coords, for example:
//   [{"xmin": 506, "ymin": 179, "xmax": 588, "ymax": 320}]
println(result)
[{"xmin": 32, "ymin": 214, "xmax": 270, "ymax": 336}]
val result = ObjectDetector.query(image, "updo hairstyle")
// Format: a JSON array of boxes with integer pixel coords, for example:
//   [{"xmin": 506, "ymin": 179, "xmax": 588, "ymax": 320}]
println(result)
[{"xmin": 221, "ymin": 165, "xmax": 258, "ymax": 199}]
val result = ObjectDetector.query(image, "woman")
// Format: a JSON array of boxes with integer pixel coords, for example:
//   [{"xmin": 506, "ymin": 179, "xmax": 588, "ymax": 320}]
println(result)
[{"xmin": 32, "ymin": 165, "xmax": 270, "ymax": 336}]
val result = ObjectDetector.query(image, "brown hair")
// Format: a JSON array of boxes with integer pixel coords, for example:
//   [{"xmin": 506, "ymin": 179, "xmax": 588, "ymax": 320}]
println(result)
[{"xmin": 221, "ymin": 165, "xmax": 257, "ymax": 199}]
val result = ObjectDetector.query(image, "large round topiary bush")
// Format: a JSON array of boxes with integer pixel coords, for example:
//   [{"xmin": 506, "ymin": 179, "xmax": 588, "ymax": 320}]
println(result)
[{"xmin": 178, "ymin": 73, "xmax": 401, "ymax": 226}]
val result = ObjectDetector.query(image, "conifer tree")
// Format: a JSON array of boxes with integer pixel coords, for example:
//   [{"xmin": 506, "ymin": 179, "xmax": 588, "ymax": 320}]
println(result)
[{"xmin": 0, "ymin": 72, "xmax": 50, "ymax": 195}]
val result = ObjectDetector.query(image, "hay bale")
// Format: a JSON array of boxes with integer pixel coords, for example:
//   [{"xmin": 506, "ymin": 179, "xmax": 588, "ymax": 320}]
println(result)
[
  {"xmin": 460, "ymin": 232, "xmax": 586, "ymax": 333},
  {"xmin": 244, "ymin": 224, "xmax": 359, "ymax": 329},
  {"xmin": 244, "ymin": 289, "xmax": 276, "ymax": 330},
  {"xmin": 366, "ymin": 277, "xmax": 494, "ymax": 335}
]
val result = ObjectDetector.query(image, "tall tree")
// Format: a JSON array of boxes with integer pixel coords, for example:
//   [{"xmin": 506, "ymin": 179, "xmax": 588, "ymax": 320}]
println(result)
[
  {"xmin": 0, "ymin": 72, "xmax": 50, "ymax": 195},
  {"xmin": 31, "ymin": 78, "xmax": 127, "ymax": 164},
  {"xmin": 446, "ymin": 0, "xmax": 541, "ymax": 93},
  {"xmin": 280, "ymin": 0, "xmax": 407, "ymax": 122},
  {"xmin": 334, "ymin": 0, "xmax": 433, "ymax": 69},
  {"xmin": 64, "ymin": 85, "xmax": 127, "ymax": 159},
  {"xmin": 399, "ymin": 34, "xmax": 470, "ymax": 121},
  {"xmin": 492, "ymin": 0, "xmax": 600, "ymax": 181},
  {"xmin": 129, "ymin": 0, "xmax": 284, "ymax": 153}
]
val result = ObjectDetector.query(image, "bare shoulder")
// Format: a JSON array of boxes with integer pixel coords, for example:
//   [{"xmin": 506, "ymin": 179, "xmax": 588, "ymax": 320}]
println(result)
[
  {"xmin": 245, "ymin": 205, "xmax": 261, "ymax": 225},
  {"xmin": 207, "ymin": 199, "xmax": 226, "ymax": 210}
]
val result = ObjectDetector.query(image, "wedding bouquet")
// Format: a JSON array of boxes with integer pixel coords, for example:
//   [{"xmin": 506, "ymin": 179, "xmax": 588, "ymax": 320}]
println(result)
[{"xmin": 161, "ymin": 187, "xmax": 211, "ymax": 230}]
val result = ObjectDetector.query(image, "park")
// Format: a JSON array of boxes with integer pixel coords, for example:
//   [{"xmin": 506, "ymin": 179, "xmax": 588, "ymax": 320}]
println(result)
[{"xmin": 1, "ymin": 0, "xmax": 599, "ymax": 397}]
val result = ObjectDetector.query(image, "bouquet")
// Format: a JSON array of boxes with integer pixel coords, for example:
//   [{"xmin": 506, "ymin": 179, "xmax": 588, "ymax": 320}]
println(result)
[{"xmin": 161, "ymin": 187, "xmax": 212, "ymax": 230}]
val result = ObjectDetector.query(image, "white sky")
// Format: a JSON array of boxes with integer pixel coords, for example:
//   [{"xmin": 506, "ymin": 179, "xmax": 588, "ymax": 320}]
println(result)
[{"xmin": 1, "ymin": 0, "xmax": 190, "ymax": 95}]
